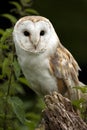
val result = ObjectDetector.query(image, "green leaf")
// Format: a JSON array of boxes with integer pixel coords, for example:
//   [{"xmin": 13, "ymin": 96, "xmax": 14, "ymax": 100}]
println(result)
[
  {"xmin": 72, "ymin": 98, "xmax": 85, "ymax": 109},
  {"xmin": 2, "ymin": 53, "xmax": 13, "ymax": 78},
  {"xmin": 0, "ymin": 28, "xmax": 13, "ymax": 44},
  {"xmin": 1, "ymin": 14, "xmax": 17, "ymax": 24},
  {"xmin": 18, "ymin": 77, "xmax": 29, "ymax": 86},
  {"xmin": 13, "ymin": 59, "xmax": 21, "ymax": 79},
  {"xmin": 0, "ymin": 44, "xmax": 9, "ymax": 49},
  {"xmin": 8, "ymin": 96, "xmax": 26, "ymax": 124},
  {"xmin": 0, "ymin": 29, "xmax": 4, "ymax": 35},
  {"xmin": 25, "ymin": 8, "xmax": 39, "ymax": 15},
  {"xmin": 9, "ymin": 1, "xmax": 22, "ymax": 11},
  {"xmin": 8, "ymin": 74, "xmax": 25, "ymax": 95},
  {"xmin": 73, "ymin": 86, "xmax": 87, "ymax": 93},
  {"xmin": 27, "ymin": 112, "xmax": 40, "ymax": 121},
  {"xmin": 20, "ymin": 0, "xmax": 31, "ymax": 6},
  {"xmin": 2, "ymin": 58, "xmax": 10, "ymax": 78},
  {"xmin": 14, "ymin": 82, "xmax": 25, "ymax": 94},
  {"xmin": 25, "ymin": 120, "xmax": 36, "ymax": 130}
]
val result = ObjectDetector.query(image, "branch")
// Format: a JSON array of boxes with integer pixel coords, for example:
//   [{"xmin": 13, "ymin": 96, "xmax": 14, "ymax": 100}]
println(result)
[{"xmin": 40, "ymin": 92, "xmax": 87, "ymax": 130}]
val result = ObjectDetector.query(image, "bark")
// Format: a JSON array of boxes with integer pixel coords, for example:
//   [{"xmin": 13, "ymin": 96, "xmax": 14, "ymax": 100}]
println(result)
[{"xmin": 41, "ymin": 92, "xmax": 87, "ymax": 130}]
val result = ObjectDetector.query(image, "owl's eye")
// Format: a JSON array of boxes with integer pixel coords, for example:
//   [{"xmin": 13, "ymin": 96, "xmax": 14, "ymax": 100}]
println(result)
[
  {"xmin": 40, "ymin": 30, "xmax": 45, "ymax": 36},
  {"xmin": 23, "ymin": 31, "xmax": 30, "ymax": 36}
]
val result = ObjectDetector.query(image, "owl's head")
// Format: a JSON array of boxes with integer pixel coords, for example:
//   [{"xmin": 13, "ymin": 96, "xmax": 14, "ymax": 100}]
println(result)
[{"xmin": 13, "ymin": 16, "xmax": 59, "ymax": 55}]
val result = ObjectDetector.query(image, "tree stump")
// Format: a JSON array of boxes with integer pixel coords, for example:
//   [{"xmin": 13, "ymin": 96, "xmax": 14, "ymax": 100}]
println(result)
[{"xmin": 41, "ymin": 92, "xmax": 87, "ymax": 130}]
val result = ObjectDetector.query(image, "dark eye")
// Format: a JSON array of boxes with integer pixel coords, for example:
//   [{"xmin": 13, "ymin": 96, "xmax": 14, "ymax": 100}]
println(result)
[
  {"xmin": 40, "ymin": 30, "xmax": 45, "ymax": 36},
  {"xmin": 23, "ymin": 31, "xmax": 30, "ymax": 36}
]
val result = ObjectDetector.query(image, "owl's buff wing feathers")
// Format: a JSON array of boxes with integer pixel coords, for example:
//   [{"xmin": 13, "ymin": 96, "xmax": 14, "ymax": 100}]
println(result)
[{"xmin": 49, "ymin": 42, "xmax": 82, "ymax": 99}]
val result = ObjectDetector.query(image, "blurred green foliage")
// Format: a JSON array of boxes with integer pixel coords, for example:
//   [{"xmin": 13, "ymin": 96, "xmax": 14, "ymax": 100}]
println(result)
[
  {"xmin": 0, "ymin": 0, "xmax": 44, "ymax": 130},
  {"xmin": 0, "ymin": 0, "xmax": 87, "ymax": 129}
]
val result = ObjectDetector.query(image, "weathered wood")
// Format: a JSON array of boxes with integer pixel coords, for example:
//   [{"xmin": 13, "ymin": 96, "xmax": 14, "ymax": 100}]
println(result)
[{"xmin": 42, "ymin": 92, "xmax": 87, "ymax": 130}]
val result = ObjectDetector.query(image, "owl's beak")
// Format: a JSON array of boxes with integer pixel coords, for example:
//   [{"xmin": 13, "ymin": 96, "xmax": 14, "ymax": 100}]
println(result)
[
  {"xmin": 31, "ymin": 41, "xmax": 39, "ymax": 49},
  {"xmin": 33, "ymin": 44, "xmax": 37, "ymax": 49},
  {"xmin": 30, "ymin": 36, "xmax": 39, "ymax": 49}
]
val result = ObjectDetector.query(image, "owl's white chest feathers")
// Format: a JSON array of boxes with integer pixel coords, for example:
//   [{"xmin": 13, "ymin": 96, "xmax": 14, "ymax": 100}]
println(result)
[
  {"xmin": 13, "ymin": 16, "xmax": 85, "ymax": 101},
  {"xmin": 17, "ymin": 49, "xmax": 58, "ymax": 96},
  {"xmin": 13, "ymin": 15, "xmax": 60, "ymax": 96}
]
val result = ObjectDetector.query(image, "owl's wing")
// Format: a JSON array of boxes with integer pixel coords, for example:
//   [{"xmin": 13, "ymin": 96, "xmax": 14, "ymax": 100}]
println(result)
[{"xmin": 49, "ymin": 42, "xmax": 81, "ymax": 98}]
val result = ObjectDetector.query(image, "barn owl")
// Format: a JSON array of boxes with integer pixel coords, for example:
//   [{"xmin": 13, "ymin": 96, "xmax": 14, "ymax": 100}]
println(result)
[{"xmin": 13, "ymin": 16, "xmax": 84, "ymax": 100}]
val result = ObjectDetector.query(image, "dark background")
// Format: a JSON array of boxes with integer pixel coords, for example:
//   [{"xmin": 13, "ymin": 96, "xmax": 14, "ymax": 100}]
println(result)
[{"xmin": 0, "ymin": 0, "xmax": 87, "ymax": 84}]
